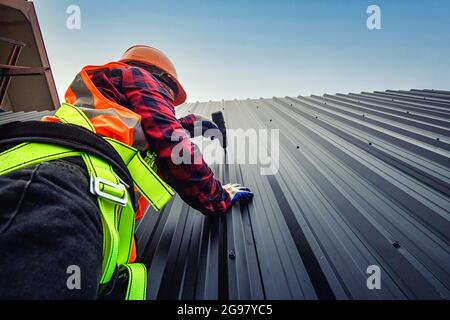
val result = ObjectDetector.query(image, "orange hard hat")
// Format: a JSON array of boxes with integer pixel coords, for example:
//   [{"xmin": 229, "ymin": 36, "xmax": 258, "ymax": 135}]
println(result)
[{"xmin": 119, "ymin": 45, "xmax": 187, "ymax": 106}]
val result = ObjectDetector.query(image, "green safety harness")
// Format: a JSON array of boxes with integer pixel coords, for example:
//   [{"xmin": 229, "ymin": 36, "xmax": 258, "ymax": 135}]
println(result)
[{"xmin": 0, "ymin": 103, "xmax": 175, "ymax": 300}]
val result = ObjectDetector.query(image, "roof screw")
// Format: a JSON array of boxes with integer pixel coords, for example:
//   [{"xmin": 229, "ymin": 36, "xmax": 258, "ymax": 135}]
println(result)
[
  {"xmin": 406, "ymin": 111, "xmax": 410, "ymax": 114},
  {"xmin": 315, "ymin": 116, "xmax": 318, "ymax": 119},
  {"xmin": 297, "ymin": 146, "xmax": 300, "ymax": 149},
  {"xmin": 369, "ymin": 142, "xmax": 372, "ymax": 146},
  {"xmin": 270, "ymin": 119, "xmax": 272, "ymax": 122},
  {"xmin": 362, "ymin": 114, "xmax": 365, "ymax": 118},
  {"xmin": 228, "ymin": 250, "xmax": 236, "ymax": 260},
  {"xmin": 392, "ymin": 241, "xmax": 401, "ymax": 249},
  {"xmin": 436, "ymin": 137, "xmax": 440, "ymax": 141}
]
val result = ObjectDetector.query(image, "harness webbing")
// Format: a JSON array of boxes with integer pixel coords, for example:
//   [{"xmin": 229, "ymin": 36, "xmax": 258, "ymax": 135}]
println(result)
[{"xmin": 0, "ymin": 103, "xmax": 174, "ymax": 300}]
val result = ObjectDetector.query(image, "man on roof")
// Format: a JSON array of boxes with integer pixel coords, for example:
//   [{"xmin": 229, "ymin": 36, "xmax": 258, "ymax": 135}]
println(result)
[{"xmin": 0, "ymin": 45, "xmax": 253, "ymax": 299}]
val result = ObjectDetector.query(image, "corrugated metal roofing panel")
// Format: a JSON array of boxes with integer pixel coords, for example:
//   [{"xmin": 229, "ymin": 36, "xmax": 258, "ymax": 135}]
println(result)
[
  {"xmin": 1, "ymin": 89, "xmax": 448, "ymax": 300},
  {"xmin": 0, "ymin": 110, "xmax": 52, "ymax": 124},
  {"xmin": 136, "ymin": 89, "xmax": 450, "ymax": 300}
]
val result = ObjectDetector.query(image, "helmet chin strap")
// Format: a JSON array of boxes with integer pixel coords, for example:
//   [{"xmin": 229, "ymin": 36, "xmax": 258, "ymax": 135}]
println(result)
[{"xmin": 159, "ymin": 81, "xmax": 175, "ymax": 100}]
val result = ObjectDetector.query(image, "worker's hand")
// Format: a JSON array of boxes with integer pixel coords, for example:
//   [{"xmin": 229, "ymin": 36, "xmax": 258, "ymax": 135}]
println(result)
[
  {"xmin": 195, "ymin": 115, "xmax": 221, "ymax": 139},
  {"xmin": 223, "ymin": 183, "xmax": 254, "ymax": 205},
  {"xmin": 180, "ymin": 114, "xmax": 220, "ymax": 139}
]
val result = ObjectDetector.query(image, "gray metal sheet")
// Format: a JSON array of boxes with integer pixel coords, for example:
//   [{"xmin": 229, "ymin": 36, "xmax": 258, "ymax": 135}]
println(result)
[
  {"xmin": 136, "ymin": 89, "xmax": 450, "ymax": 300},
  {"xmin": 0, "ymin": 110, "xmax": 52, "ymax": 124},
  {"xmin": 1, "ymin": 89, "xmax": 448, "ymax": 300}
]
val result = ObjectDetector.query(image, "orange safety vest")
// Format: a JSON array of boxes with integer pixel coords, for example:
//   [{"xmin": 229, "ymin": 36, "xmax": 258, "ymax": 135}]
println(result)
[
  {"xmin": 44, "ymin": 62, "xmax": 156, "ymax": 262},
  {"xmin": 66, "ymin": 62, "xmax": 148, "ymax": 151}
]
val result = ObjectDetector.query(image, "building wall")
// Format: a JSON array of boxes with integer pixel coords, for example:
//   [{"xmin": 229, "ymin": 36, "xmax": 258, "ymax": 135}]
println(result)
[{"xmin": 0, "ymin": 0, "xmax": 59, "ymax": 111}]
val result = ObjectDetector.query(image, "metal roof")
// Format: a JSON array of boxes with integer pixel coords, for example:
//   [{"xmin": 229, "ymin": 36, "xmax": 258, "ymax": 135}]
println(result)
[
  {"xmin": 0, "ymin": 109, "xmax": 51, "ymax": 124},
  {"xmin": 0, "ymin": 89, "xmax": 449, "ymax": 300},
  {"xmin": 136, "ymin": 89, "xmax": 450, "ymax": 300}
]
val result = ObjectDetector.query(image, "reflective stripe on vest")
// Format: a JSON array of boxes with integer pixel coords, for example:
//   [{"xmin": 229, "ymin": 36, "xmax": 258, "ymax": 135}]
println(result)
[
  {"xmin": 65, "ymin": 62, "xmax": 148, "ymax": 151},
  {"xmin": 0, "ymin": 103, "xmax": 174, "ymax": 300}
]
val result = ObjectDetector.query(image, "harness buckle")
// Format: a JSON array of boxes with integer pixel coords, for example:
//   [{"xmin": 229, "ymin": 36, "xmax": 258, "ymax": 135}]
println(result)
[{"xmin": 90, "ymin": 176, "xmax": 128, "ymax": 207}]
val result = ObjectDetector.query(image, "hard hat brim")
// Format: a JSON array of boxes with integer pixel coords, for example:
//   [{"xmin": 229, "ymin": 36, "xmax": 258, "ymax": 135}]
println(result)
[{"xmin": 169, "ymin": 74, "xmax": 187, "ymax": 106}]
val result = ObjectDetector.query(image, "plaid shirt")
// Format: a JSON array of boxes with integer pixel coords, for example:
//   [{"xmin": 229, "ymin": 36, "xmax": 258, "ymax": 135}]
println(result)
[{"xmin": 89, "ymin": 64, "xmax": 231, "ymax": 215}]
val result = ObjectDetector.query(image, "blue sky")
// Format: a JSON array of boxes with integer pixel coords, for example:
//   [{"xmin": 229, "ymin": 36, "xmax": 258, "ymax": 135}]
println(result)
[{"xmin": 33, "ymin": 0, "xmax": 450, "ymax": 102}]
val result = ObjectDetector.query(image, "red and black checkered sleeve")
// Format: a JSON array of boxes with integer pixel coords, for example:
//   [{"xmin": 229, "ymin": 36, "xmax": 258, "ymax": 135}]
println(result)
[
  {"xmin": 179, "ymin": 114, "xmax": 197, "ymax": 130},
  {"xmin": 120, "ymin": 67, "xmax": 231, "ymax": 215}
]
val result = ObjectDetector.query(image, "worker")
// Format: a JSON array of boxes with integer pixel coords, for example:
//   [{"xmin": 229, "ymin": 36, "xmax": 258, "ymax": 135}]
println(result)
[{"xmin": 0, "ymin": 45, "xmax": 253, "ymax": 300}]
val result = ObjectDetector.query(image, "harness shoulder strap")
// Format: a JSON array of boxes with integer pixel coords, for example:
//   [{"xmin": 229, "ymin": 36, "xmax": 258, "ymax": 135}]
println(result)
[
  {"xmin": 105, "ymin": 138, "xmax": 175, "ymax": 211},
  {"xmin": 55, "ymin": 103, "xmax": 96, "ymax": 132},
  {"xmin": 0, "ymin": 142, "xmax": 80, "ymax": 176},
  {"xmin": 120, "ymin": 264, "xmax": 147, "ymax": 300},
  {"xmin": 0, "ymin": 103, "xmax": 175, "ymax": 300},
  {"xmin": 57, "ymin": 103, "xmax": 174, "ymax": 211}
]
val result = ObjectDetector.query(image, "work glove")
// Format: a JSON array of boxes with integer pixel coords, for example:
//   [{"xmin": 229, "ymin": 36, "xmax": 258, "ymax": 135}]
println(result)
[
  {"xmin": 195, "ymin": 115, "xmax": 221, "ymax": 139},
  {"xmin": 223, "ymin": 183, "xmax": 254, "ymax": 205},
  {"xmin": 181, "ymin": 115, "xmax": 221, "ymax": 139}
]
